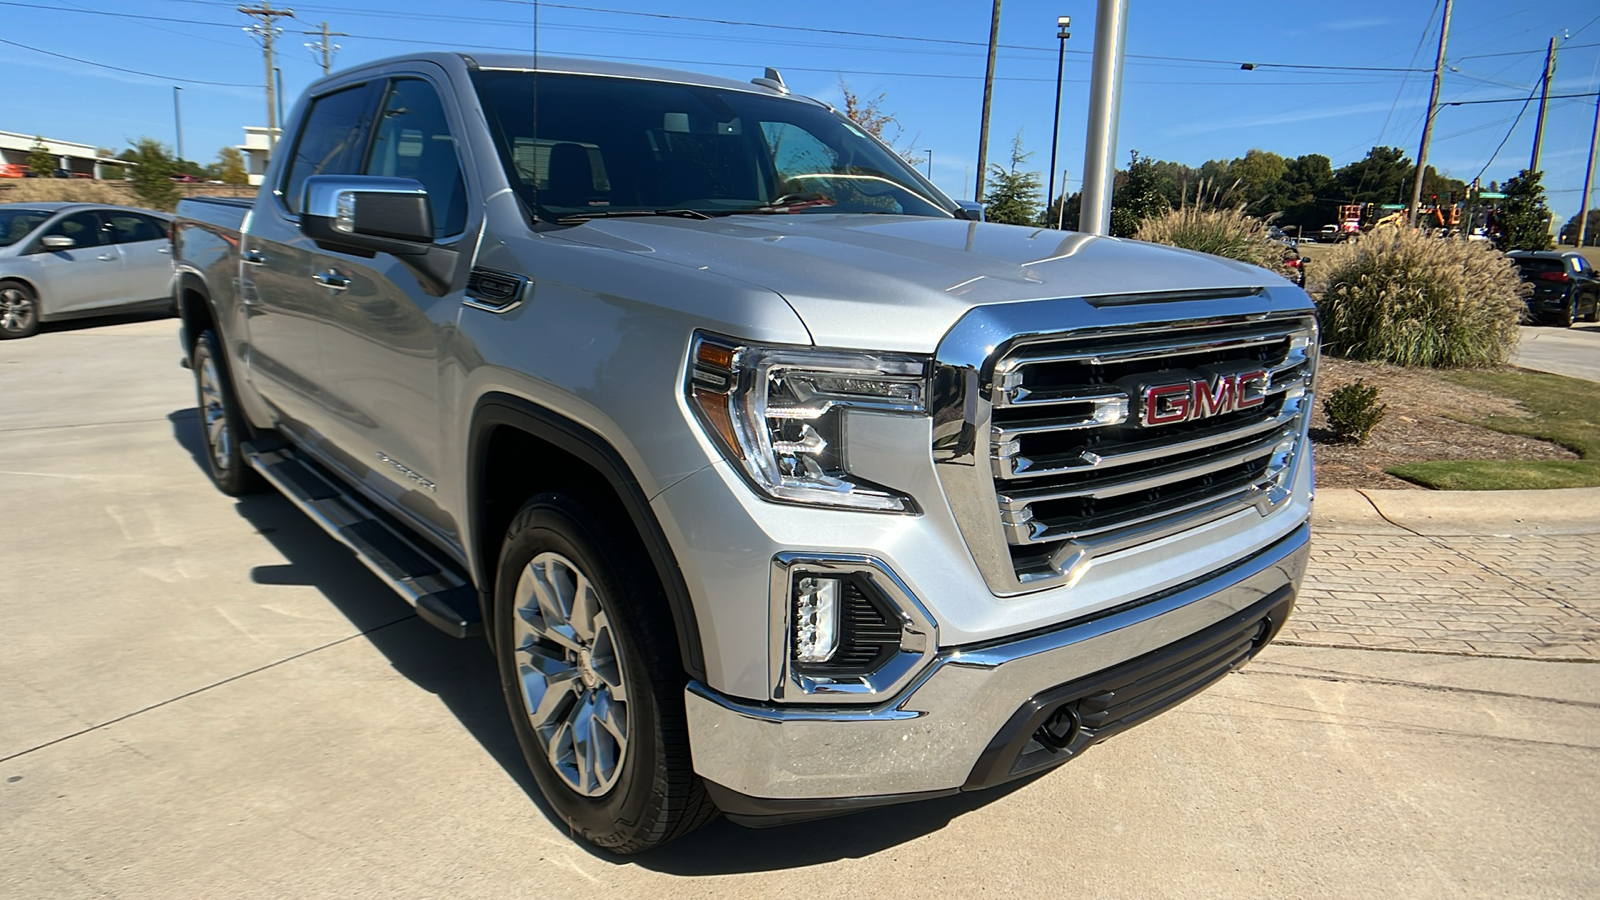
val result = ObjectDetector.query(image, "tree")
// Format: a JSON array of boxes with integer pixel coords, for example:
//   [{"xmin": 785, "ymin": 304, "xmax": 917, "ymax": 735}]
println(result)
[
  {"xmin": 1499, "ymin": 169, "xmax": 1553, "ymax": 251},
  {"xmin": 1332, "ymin": 146, "xmax": 1412, "ymax": 206},
  {"xmin": 1110, "ymin": 151, "xmax": 1168, "ymax": 237},
  {"xmin": 27, "ymin": 137, "xmax": 55, "ymax": 178},
  {"xmin": 838, "ymin": 79, "xmax": 920, "ymax": 163},
  {"xmin": 983, "ymin": 132, "xmax": 1042, "ymax": 226},
  {"xmin": 1559, "ymin": 209, "xmax": 1600, "ymax": 247},
  {"xmin": 217, "ymin": 146, "xmax": 249, "ymax": 185},
  {"xmin": 124, "ymin": 137, "xmax": 181, "ymax": 210}
]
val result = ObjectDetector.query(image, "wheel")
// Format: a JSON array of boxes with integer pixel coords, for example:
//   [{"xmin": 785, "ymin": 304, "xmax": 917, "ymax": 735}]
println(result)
[
  {"xmin": 1561, "ymin": 298, "xmax": 1576, "ymax": 328},
  {"xmin": 1586, "ymin": 292, "xmax": 1599, "ymax": 323},
  {"xmin": 494, "ymin": 492, "xmax": 715, "ymax": 853},
  {"xmin": 191, "ymin": 329, "xmax": 264, "ymax": 495},
  {"xmin": 0, "ymin": 280, "xmax": 40, "ymax": 339}
]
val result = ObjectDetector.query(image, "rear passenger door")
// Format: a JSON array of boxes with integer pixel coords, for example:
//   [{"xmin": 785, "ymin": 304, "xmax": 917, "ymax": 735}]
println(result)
[
  {"xmin": 310, "ymin": 70, "xmax": 474, "ymax": 542},
  {"xmin": 104, "ymin": 211, "xmax": 173, "ymax": 302}
]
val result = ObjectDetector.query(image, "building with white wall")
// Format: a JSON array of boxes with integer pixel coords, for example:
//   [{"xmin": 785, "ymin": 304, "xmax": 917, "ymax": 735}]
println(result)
[{"xmin": 0, "ymin": 131, "xmax": 132, "ymax": 179}]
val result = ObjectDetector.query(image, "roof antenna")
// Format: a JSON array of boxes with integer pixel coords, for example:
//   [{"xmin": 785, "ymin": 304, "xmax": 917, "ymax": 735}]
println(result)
[{"xmin": 751, "ymin": 67, "xmax": 789, "ymax": 94}]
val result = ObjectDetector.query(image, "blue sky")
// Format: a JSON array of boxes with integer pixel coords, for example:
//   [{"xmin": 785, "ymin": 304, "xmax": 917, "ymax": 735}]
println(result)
[{"xmin": 3, "ymin": 1, "xmax": 1599, "ymax": 224}]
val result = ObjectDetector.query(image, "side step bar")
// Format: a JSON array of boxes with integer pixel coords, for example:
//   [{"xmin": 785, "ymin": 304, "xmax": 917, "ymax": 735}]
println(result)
[{"xmin": 244, "ymin": 441, "xmax": 482, "ymax": 638}]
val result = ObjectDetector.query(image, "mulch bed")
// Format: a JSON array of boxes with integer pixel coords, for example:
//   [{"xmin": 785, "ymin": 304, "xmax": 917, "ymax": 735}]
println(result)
[{"xmin": 1308, "ymin": 356, "xmax": 1578, "ymax": 490}]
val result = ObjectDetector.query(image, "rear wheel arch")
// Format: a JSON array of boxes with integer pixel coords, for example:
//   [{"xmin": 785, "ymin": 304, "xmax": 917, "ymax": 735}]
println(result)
[
  {"xmin": 467, "ymin": 394, "xmax": 706, "ymax": 681},
  {"xmin": 176, "ymin": 272, "xmax": 216, "ymax": 353}
]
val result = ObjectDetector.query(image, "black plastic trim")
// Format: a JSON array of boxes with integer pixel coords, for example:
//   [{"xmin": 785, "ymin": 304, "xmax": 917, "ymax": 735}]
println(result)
[
  {"xmin": 704, "ymin": 780, "xmax": 957, "ymax": 829},
  {"xmin": 468, "ymin": 394, "xmax": 707, "ymax": 681}
]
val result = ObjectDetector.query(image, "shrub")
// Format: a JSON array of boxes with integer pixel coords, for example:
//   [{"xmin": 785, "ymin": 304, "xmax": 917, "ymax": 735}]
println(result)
[
  {"xmin": 1312, "ymin": 228, "xmax": 1527, "ymax": 367},
  {"xmin": 1134, "ymin": 204, "xmax": 1293, "ymax": 278},
  {"xmin": 1323, "ymin": 380, "xmax": 1387, "ymax": 444}
]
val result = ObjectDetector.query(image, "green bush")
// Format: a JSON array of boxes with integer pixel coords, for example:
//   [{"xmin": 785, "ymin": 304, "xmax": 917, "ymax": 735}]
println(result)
[
  {"xmin": 1322, "ymin": 380, "xmax": 1387, "ymax": 444},
  {"xmin": 1312, "ymin": 228, "xmax": 1527, "ymax": 367}
]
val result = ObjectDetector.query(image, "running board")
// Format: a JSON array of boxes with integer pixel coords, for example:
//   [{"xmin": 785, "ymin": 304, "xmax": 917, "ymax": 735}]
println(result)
[{"xmin": 243, "ymin": 441, "xmax": 482, "ymax": 638}]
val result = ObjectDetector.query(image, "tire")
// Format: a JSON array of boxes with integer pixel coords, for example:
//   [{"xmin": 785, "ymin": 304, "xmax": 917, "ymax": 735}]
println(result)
[
  {"xmin": 1561, "ymin": 298, "xmax": 1576, "ymax": 328},
  {"xmin": 191, "ymin": 329, "xmax": 264, "ymax": 495},
  {"xmin": 1586, "ymin": 293, "xmax": 1599, "ymax": 323},
  {"xmin": 493, "ymin": 492, "xmax": 715, "ymax": 853},
  {"xmin": 0, "ymin": 280, "xmax": 40, "ymax": 340}
]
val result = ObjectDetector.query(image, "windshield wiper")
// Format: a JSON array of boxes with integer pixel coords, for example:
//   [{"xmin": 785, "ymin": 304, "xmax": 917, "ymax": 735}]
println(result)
[
  {"xmin": 556, "ymin": 208, "xmax": 713, "ymax": 224},
  {"xmin": 723, "ymin": 197, "xmax": 839, "ymax": 215}
]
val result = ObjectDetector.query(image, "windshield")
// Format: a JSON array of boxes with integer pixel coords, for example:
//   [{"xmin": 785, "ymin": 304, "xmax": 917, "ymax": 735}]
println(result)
[
  {"xmin": 472, "ymin": 71, "xmax": 953, "ymax": 221},
  {"xmin": 0, "ymin": 208, "xmax": 54, "ymax": 247}
]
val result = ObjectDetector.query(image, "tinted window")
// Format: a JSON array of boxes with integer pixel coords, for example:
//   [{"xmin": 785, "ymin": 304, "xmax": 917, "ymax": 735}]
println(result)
[
  {"xmin": 281, "ymin": 83, "xmax": 377, "ymax": 214},
  {"xmin": 472, "ymin": 72, "xmax": 949, "ymax": 219},
  {"xmin": 1570, "ymin": 256, "xmax": 1591, "ymax": 275},
  {"xmin": 40, "ymin": 211, "xmax": 106, "ymax": 248},
  {"xmin": 364, "ymin": 78, "xmax": 467, "ymax": 238},
  {"xmin": 106, "ymin": 212, "xmax": 167, "ymax": 243},
  {"xmin": 1515, "ymin": 258, "xmax": 1564, "ymax": 276},
  {"xmin": 0, "ymin": 208, "xmax": 52, "ymax": 247}
]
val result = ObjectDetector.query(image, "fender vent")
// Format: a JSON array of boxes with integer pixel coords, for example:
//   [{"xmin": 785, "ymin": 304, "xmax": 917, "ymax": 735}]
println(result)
[{"xmin": 465, "ymin": 267, "xmax": 527, "ymax": 310}]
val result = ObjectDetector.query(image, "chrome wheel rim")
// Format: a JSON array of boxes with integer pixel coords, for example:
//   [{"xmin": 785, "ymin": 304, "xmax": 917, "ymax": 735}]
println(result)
[
  {"xmin": 198, "ymin": 353, "xmax": 232, "ymax": 472},
  {"xmin": 512, "ymin": 551, "xmax": 629, "ymax": 797},
  {"xmin": 0, "ymin": 288, "xmax": 34, "ymax": 333}
]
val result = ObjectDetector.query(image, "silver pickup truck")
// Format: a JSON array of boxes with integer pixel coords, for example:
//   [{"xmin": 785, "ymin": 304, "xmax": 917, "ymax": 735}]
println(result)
[{"xmin": 173, "ymin": 52, "xmax": 1316, "ymax": 852}]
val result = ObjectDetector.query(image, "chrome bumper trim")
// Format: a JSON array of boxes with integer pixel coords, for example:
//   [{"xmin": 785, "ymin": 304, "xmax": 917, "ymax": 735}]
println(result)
[{"xmin": 685, "ymin": 520, "xmax": 1310, "ymax": 801}]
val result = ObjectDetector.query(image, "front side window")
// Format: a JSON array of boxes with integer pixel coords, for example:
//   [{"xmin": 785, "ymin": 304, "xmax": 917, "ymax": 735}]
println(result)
[
  {"xmin": 281, "ymin": 83, "xmax": 377, "ymax": 214},
  {"xmin": 40, "ymin": 211, "xmax": 106, "ymax": 249},
  {"xmin": 472, "ymin": 71, "xmax": 950, "ymax": 220},
  {"xmin": 364, "ymin": 78, "xmax": 467, "ymax": 239}
]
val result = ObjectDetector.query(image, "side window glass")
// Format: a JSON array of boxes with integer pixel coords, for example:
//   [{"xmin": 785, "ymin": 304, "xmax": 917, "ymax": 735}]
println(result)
[
  {"xmin": 281, "ymin": 83, "xmax": 377, "ymax": 214},
  {"xmin": 106, "ymin": 213, "xmax": 166, "ymax": 244},
  {"xmin": 364, "ymin": 78, "xmax": 467, "ymax": 239},
  {"xmin": 41, "ymin": 212, "xmax": 106, "ymax": 249}
]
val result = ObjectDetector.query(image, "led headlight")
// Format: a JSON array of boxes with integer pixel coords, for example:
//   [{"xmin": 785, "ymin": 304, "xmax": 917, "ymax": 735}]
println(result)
[{"xmin": 687, "ymin": 334, "xmax": 927, "ymax": 512}]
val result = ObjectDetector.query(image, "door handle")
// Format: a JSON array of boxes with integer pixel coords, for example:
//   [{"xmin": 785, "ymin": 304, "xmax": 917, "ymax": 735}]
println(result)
[
  {"xmin": 312, "ymin": 270, "xmax": 351, "ymax": 291},
  {"xmin": 96, "ymin": 253, "xmax": 117, "ymax": 262},
  {"xmin": 242, "ymin": 249, "xmax": 266, "ymax": 266},
  {"xmin": 158, "ymin": 247, "xmax": 171, "ymax": 255}
]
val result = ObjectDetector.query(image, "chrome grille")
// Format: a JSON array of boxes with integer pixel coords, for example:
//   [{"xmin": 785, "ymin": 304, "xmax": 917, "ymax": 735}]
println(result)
[{"xmin": 933, "ymin": 309, "xmax": 1316, "ymax": 595}]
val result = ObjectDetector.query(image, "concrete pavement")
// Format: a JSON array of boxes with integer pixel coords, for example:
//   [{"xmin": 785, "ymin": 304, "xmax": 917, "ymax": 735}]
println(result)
[
  {"xmin": 1514, "ymin": 322, "xmax": 1600, "ymax": 383},
  {"xmin": 2, "ymin": 316, "xmax": 1597, "ymax": 898}
]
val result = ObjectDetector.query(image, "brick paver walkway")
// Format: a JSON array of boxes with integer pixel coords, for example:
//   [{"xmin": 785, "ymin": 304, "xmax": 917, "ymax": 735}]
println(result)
[{"xmin": 1289, "ymin": 530, "xmax": 1600, "ymax": 660}]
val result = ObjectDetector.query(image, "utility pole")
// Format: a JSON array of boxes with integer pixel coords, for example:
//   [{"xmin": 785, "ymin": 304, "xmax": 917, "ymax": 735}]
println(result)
[
  {"xmin": 1530, "ymin": 35, "xmax": 1557, "ymax": 174},
  {"xmin": 1056, "ymin": 168, "xmax": 1068, "ymax": 229},
  {"xmin": 1578, "ymin": 89, "xmax": 1600, "ymax": 247},
  {"xmin": 974, "ymin": 0, "xmax": 1002, "ymax": 203},
  {"xmin": 304, "ymin": 21, "xmax": 346, "ymax": 76},
  {"xmin": 1408, "ymin": 0, "xmax": 1451, "ymax": 228},
  {"xmin": 1078, "ymin": 0, "xmax": 1129, "ymax": 235},
  {"xmin": 1046, "ymin": 15, "xmax": 1072, "ymax": 226},
  {"xmin": 172, "ymin": 86, "xmax": 184, "ymax": 164},
  {"xmin": 239, "ymin": 2, "xmax": 296, "ymax": 148}
]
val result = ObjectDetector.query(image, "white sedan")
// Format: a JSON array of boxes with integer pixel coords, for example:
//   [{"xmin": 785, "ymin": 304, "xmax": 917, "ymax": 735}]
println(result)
[{"xmin": 0, "ymin": 202, "xmax": 175, "ymax": 339}]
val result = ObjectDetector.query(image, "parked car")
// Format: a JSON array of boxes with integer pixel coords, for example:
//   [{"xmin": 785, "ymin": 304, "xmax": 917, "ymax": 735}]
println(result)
[
  {"xmin": 0, "ymin": 203, "xmax": 175, "ymax": 339},
  {"xmin": 1506, "ymin": 250, "xmax": 1600, "ymax": 327},
  {"xmin": 1318, "ymin": 224, "xmax": 1341, "ymax": 242},
  {"xmin": 172, "ymin": 53, "xmax": 1316, "ymax": 851}
]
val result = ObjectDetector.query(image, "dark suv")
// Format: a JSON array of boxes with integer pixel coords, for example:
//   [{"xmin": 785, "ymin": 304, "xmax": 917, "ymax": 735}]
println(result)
[{"xmin": 1508, "ymin": 251, "xmax": 1600, "ymax": 326}]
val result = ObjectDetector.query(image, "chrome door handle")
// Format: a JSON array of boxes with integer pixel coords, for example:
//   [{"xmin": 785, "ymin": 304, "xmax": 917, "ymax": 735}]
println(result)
[
  {"xmin": 242, "ymin": 249, "xmax": 266, "ymax": 266},
  {"xmin": 96, "ymin": 253, "xmax": 117, "ymax": 261},
  {"xmin": 312, "ymin": 270, "xmax": 351, "ymax": 291},
  {"xmin": 158, "ymin": 247, "xmax": 171, "ymax": 255}
]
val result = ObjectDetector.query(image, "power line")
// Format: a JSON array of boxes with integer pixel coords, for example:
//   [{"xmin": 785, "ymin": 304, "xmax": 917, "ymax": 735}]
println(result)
[
  {"xmin": 1451, "ymin": 40, "xmax": 1600, "ymax": 62},
  {"xmin": 0, "ymin": 35, "xmax": 256, "ymax": 85},
  {"xmin": 1468, "ymin": 81, "xmax": 1542, "ymax": 188}
]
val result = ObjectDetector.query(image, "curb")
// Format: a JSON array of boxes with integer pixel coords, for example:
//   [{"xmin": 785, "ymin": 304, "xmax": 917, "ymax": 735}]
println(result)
[{"xmin": 1313, "ymin": 487, "xmax": 1600, "ymax": 536}]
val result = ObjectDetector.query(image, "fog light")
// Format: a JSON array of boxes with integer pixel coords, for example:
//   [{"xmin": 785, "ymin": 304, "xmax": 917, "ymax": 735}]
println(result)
[{"xmin": 793, "ymin": 576, "xmax": 840, "ymax": 663}]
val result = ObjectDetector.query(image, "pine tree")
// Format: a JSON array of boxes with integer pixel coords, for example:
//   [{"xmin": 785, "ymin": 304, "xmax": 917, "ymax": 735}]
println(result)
[
  {"xmin": 125, "ymin": 137, "xmax": 181, "ymax": 210},
  {"xmin": 983, "ymin": 133, "xmax": 1042, "ymax": 226},
  {"xmin": 1110, "ymin": 151, "xmax": 1167, "ymax": 237},
  {"xmin": 1500, "ymin": 169, "xmax": 1553, "ymax": 251}
]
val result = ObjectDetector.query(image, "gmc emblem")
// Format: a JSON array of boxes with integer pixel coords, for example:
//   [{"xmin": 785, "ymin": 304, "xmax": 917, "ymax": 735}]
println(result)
[{"xmin": 1140, "ymin": 370, "xmax": 1269, "ymax": 426}]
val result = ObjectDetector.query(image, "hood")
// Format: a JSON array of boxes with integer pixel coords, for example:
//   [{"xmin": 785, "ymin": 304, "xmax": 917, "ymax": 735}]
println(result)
[{"xmin": 553, "ymin": 214, "xmax": 1291, "ymax": 351}]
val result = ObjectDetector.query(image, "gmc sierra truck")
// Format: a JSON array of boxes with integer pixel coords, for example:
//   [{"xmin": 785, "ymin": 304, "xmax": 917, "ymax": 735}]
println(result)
[{"xmin": 172, "ymin": 53, "xmax": 1317, "ymax": 852}]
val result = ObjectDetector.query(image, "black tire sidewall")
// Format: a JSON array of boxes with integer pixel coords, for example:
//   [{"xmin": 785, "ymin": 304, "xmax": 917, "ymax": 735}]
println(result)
[
  {"xmin": 492, "ymin": 494, "xmax": 673, "ymax": 850},
  {"xmin": 0, "ymin": 280, "xmax": 40, "ymax": 340}
]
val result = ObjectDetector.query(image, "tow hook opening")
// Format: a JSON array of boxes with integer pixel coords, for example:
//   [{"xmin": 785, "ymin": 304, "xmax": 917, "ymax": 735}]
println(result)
[{"xmin": 1034, "ymin": 703, "xmax": 1082, "ymax": 752}]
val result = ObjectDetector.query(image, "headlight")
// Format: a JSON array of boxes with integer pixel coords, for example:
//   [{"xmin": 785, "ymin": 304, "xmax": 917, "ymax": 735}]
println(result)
[{"xmin": 687, "ymin": 333, "xmax": 927, "ymax": 513}]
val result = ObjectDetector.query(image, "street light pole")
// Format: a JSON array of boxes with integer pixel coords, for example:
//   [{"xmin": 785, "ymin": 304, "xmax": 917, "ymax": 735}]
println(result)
[
  {"xmin": 173, "ymin": 86, "xmax": 184, "ymax": 164},
  {"xmin": 1046, "ymin": 15, "xmax": 1072, "ymax": 228},
  {"xmin": 1078, "ymin": 0, "xmax": 1129, "ymax": 236},
  {"xmin": 1578, "ymin": 89, "xmax": 1600, "ymax": 248}
]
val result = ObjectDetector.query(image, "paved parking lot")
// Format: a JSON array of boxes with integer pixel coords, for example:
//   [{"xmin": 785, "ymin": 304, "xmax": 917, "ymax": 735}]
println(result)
[
  {"xmin": 3, "ymin": 316, "xmax": 1597, "ymax": 898},
  {"xmin": 1515, "ymin": 322, "xmax": 1600, "ymax": 383}
]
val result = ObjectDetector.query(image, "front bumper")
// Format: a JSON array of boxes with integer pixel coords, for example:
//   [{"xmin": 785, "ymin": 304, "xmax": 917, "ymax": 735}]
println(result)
[{"xmin": 685, "ymin": 520, "xmax": 1310, "ymax": 823}]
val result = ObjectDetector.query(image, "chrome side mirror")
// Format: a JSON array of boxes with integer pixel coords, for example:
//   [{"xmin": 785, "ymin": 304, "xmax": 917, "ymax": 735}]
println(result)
[
  {"xmin": 301, "ymin": 175, "xmax": 432, "ymax": 256},
  {"xmin": 39, "ymin": 234, "xmax": 75, "ymax": 250},
  {"xmin": 954, "ymin": 200, "xmax": 985, "ymax": 222}
]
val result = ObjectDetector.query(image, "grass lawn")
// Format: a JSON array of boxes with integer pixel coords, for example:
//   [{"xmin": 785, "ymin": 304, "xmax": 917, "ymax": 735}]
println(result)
[{"xmin": 1384, "ymin": 370, "xmax": 1600, "ymax": 490}]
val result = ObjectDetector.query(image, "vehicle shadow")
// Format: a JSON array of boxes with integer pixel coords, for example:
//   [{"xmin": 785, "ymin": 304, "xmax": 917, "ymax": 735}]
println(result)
[
  {"xmin": 168, "ymin": 407, "xmax": 1035, "ymax": 873},
  {"xmin": 38, "ymin": 306, "xmax": 175, "ymax": 335}
]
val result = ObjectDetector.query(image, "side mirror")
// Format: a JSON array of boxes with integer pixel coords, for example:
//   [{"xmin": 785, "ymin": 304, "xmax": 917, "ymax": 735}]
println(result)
[
  {"xmin": 39, "ymin": 234, "xmax": 75, "ymax": 250},
  {"xmin": 954, "ymin": 200, "xmax": 985, "ymax": 222},
  {"xmin": 301, "ymin": 175, "xmax": 433, "ymax": 257}
]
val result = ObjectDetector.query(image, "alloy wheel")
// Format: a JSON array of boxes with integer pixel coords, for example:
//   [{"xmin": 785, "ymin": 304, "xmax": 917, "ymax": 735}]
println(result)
[
  {"xmin": 511, "ymin": 551, "xmax": 630, "ymax": 797},
  {"xmin": 198, "ymin": 353, "xmax": 232, "ymax": 472},
  {"xmin": 0, "ymin": 287, "xmax": 35, "ymax": 334}
]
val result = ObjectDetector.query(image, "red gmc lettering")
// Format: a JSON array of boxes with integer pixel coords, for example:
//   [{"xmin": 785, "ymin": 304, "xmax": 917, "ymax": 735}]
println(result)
[{"xmin": 1144, "ymin": 382, "xmax": 1192, "ymax": 425}]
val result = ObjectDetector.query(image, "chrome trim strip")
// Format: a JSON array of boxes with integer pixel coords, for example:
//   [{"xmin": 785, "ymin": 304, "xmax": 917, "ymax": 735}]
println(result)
[{"xmin": 685, "ymin": 522, "xmax": 1310, "ymax": 800}]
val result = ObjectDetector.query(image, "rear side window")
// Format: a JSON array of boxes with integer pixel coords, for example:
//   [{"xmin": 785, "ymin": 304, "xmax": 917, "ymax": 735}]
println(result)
[
  {"xmin": 105, "ymin": 212, "xmax": 167, "ymax": 243},
  {"xmin": 281, "ymin": 83, "xmax": 377, "ymax": 214},
  {"xmin": 1515, "ymin": 258, "xmax": 1564, "ymax": 276},
  {"xmin": 363, "ymin": 78, "xmax": 467, "ymax": 239}
]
